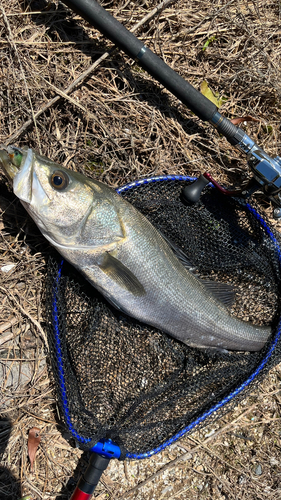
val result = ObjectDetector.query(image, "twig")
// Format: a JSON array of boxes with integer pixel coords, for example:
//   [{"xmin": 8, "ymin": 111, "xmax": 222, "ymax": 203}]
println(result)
[
  {"xmin": 124, "ymin": 460, "xmax": 130, "ymax": 482},
  {"xmin": 0, "ymin": 317, "xmax": 19, "ymax": 335},
  {"xmin": 186, "ymin": 435, "xmax": 246, "ymax": 475},
  {"xmin": 5, "ymin": 0, "xmax": 177, "ymax": 145},
  {"xmin": 204, "ymin": 463, "xmax": 236, "ymax": 499},
  {"xmin": 0, "ymin": 5, "xmax": 42, "ymax": 153},
  {"xmin": 0, "ymin": 330, "xmax": 19, "ymax": 347},
  {"xmin": 39, "ymin": 75, "xmax": 127, "ymax": 154},
  {"xmin": 0, "ymin": 287, "xmax": 49, "ymax": 350},
  {"xmin": 130, "ymin": 0, "xmax": 176, "ymax": 33},
  {"xmin": 183, "ymin": 0, "xmax": 236, "ymax": 36},
  {"xmin": 39, "ymin": 76, "xmax": 91, "ymax": 115},
  {"xmin": 5, "ymin": 51, "xmax": 109, "ymax": 146}
]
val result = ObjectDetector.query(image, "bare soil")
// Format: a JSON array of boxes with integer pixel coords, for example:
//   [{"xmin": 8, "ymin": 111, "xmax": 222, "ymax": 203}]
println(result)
[{"xmin": 0, "ymin": 1, "xmax": 281, "ymax": 499}]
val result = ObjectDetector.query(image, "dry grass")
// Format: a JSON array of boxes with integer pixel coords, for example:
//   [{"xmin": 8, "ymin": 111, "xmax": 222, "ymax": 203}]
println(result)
[{"xmin": 0, "ymin": 0, "xmax": 281, "ymax": 499}]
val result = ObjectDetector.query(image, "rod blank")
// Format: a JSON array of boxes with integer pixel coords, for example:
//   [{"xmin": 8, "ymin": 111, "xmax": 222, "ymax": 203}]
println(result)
[{"xmin": 62, "ymin": 0, "xmax": 217, "ymax": 121}]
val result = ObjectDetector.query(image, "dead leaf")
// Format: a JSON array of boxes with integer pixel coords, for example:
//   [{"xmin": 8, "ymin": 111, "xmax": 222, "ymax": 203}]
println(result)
[
  {"xmin": 230, "ymin": 116, "xmax": 259, "ymax": 125},
  {"xmin": 200, "ymin": 80, "xmax": 225, "ymax": 108},
  {"xmin": 28, "ymin": 427, "xmax": 41, "ymax": 472}
]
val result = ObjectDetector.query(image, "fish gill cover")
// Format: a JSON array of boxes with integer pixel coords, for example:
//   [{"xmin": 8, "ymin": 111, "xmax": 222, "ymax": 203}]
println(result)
[{"xmin": 45, "ymin": 178, "xmax": 281, "ymax": 458}]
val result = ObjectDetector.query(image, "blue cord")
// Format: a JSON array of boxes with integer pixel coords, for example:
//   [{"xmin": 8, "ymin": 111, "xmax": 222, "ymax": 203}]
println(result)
[
  {"xmin": 52, "ymin": 260, "xmax": 91, "ymax": 443},
  {"xmin": 116, "ymin": 174, "xmax": 195, "ymax": 194}
]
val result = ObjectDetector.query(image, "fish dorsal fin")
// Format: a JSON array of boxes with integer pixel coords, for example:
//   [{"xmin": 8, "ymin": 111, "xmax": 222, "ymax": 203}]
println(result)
[
  {"xmin": 201, "ymin": 280, "xmax": 235, "ymax": 307},
  {"xmin": 99, "ymin": 252, "xmax": 146, "ymax": 296}
]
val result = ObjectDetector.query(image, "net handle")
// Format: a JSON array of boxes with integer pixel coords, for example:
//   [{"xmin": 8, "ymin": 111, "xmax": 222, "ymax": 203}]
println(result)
[{"xmin": 70, "ymin": 453, "xmax": 110, "ymax": 500}]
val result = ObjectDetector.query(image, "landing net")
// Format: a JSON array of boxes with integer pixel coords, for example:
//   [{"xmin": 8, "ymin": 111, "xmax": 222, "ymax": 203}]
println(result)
[{"xmin": 45, "ymin": 177, "xmax": 281, "ymax": 459}]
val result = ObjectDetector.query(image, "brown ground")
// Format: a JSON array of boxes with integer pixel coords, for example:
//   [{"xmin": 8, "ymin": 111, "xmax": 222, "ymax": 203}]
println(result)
[{"xmin": 0, "ymin": 0, "xmax": 281, "ymax": 499}]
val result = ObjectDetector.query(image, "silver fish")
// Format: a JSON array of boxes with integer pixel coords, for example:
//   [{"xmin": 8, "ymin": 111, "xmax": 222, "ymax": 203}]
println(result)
[{"xmin": 0, "ymin": 146, "xmax": 271, "ymax": 351}]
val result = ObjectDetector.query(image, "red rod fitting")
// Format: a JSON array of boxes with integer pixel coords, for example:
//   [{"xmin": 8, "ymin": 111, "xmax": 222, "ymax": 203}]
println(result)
[
  {"xmin": 70, "ymin": 487, "xmax": 92, "ymax": 500},
  {"xmin": 203, "ymin": 172, "xmax": 239, "ymax": 196}
]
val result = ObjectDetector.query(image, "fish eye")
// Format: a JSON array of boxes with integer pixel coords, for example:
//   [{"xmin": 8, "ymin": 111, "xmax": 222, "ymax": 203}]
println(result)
[{"xmin": 50, "ymin": 170, "xmax": 69, "ymax": 190}]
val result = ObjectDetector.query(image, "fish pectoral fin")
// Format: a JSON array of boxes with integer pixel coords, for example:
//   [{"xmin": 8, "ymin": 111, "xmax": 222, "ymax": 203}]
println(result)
[
  {"xmin": 201, "ymin": 280, "xmax": 235, "ymax": 307},
  {"xmin": 98, "ymin": 252, "xmax": 146, "ymax": 296}
]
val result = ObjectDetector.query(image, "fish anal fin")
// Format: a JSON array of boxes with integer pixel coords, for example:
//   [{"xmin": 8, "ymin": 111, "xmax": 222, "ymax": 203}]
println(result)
[
  {"xmin": 201, "ymin": 280, "xmax": 235, "ymax": 307},
  {"xmin": 99, "ymin": 252, "xmax": 146, "ymax": 297},
  {"xmin": 183, "ymin": 338, "xmax": 229, "ymax": 354}
]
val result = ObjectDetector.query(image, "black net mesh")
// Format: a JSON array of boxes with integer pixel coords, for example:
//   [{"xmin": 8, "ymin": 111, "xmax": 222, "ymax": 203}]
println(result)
[{"xmin": 45, "ymin": 179, "xmax": 281, "ymax": 458}]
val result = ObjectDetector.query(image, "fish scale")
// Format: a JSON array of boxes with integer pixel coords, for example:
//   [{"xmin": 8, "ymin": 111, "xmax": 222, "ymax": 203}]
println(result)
[{"xmin": 0, "ymin": 146, "xmax": 271, "ymax": 351}]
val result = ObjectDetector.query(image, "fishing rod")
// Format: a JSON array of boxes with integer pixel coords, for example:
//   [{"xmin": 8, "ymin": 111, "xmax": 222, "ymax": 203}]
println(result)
[{"xmin": 62, "ymin": 0, "xmax": 281, "ymax": 217}]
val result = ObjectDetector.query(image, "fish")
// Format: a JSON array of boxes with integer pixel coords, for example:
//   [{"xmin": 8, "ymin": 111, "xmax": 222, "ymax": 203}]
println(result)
[{"xmin": 0, "ymin": 146, "xmax": 272, "ymax": 352}]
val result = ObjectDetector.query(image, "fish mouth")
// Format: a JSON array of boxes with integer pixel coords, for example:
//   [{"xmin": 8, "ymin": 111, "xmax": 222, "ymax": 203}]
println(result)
[
  {"xmin": 0, "ymin": 146, "xmax": 34, "ymax": 204},
  {"xmin": 0, "ymin": 146, "xmax": 20, "ymax": 181}
]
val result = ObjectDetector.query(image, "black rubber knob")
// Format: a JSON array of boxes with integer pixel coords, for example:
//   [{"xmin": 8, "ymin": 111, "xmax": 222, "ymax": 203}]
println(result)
[{"xmin": 182, "ymin": 174, "xmax": 209, "ymax": 204}]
